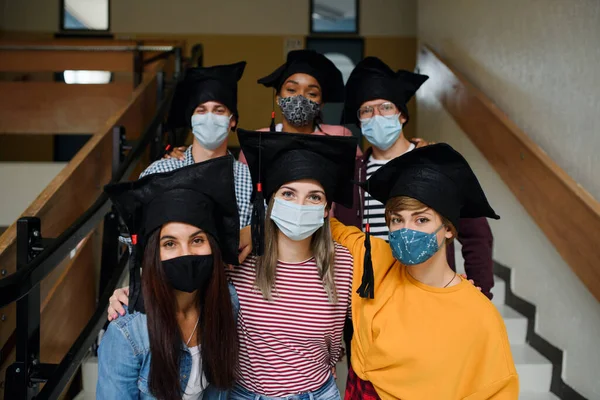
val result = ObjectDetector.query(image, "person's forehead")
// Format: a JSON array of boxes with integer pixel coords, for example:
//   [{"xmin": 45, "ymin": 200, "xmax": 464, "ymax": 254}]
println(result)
[{"xmin": 361, "ymin": 98, "xmax": 393, "ymax": 107}]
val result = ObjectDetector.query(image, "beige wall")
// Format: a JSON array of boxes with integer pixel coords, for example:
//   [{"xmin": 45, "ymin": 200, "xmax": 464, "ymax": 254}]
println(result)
[
  {"xmin": 361, "ymin": 0, "xmax": 417, "ymax": 36},
  {"xmin": 1, "ymin": 0, "xmax": 417, "ymax": 36},
  {"xmin": 418, "ymin": 0, "xmax": 600, "ymax": 201},
  {"xmin": 417, "ymin": 1, "xmax": 600, "ymax": 397}
]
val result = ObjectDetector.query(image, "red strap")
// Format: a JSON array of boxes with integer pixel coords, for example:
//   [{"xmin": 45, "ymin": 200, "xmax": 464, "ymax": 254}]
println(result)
[
  {"xmin": 257, "ymin": 183, "xmax": 262, "ymax": 192},
  {"xmin": 365, "ymin": 223, "xmax": 370, "ymax": 233},
  {"xmin": 165, "ymin": 144, "xmax": 171, "ymax": 151},
  {"xmin": 131, "ymin": 234, "xmax": 138, "ymax": 245}
]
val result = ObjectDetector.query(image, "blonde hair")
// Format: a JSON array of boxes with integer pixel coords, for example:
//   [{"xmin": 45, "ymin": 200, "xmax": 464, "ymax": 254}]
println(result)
[
  {"xmin": 385, "ymin": 196, "xmax": 457, "ymax": 244},
  {"xmin": 255, "ymin": 196, "xmax": 338, "ymax": 303}
]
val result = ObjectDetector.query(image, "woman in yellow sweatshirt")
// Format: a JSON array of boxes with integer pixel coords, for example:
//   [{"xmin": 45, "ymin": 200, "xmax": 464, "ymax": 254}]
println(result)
[{"xmin": 334, "ymin": 143, "xmax": 519, "ymax": 400}]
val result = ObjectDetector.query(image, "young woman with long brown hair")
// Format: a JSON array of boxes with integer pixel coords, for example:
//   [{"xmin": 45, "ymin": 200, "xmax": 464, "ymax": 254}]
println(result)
[
  {"xmin": 97, "ymin": 156, "xmax": 240, "ymax": 400},
  {"xmin": 222, "ymin": 129, "xmax": 357, "ymax": 399},
  {"xmin": 105, "ymin": 131, "xmax": 358, "ymax": 399}
]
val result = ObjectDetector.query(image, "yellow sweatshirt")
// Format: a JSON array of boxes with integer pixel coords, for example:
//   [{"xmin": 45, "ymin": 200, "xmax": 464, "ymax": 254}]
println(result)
[{"xmin": 331, "ymin": 218, "xmax": 519, "ymax": 400}]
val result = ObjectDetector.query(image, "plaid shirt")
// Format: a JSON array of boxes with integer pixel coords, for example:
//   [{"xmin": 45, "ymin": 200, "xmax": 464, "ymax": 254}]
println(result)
[
  {"xmin": 141, "ymin": 147, "xmax": 253, "ymax": 228},
  {"xmin": 344, "ymin": 365, "xmax": 380, "ymax": 400}
]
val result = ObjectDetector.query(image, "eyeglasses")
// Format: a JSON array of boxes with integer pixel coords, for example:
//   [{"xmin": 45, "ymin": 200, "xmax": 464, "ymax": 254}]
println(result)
[{"xmin": 357, "ymin": 102, "xmax": 398, "ymax": 121}]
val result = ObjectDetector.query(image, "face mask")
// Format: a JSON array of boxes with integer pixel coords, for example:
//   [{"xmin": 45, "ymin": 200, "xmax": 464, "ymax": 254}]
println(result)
[
  {"xmin": 270, "ymin": 198, "xmax": 325, "ymax": 241},
  {"xmin": 360, "ymin": 115, "xmax": 402, "ymax": 151},
  {"xmin": 278, "ymin": 95, "xmax": 321, "ymax": 127},
  {"xmin": 162, "ymin": 254, "xmax": 214, "ymax": 293},
  {"xmin": 191, "ymin": 113, "xmax": 231, "ymax": 150},
  {"xmin": 388, "ymin": 225, "xmax": 444, "ymax": 265}
]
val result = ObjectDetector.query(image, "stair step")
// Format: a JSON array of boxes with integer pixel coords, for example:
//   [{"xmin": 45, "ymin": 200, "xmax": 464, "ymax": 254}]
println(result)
[
  {"xmin": 491, "ymin": 276, "xmax": 506, "ymax": 306},
  {"xmin": 519, "ymin": 392, "xmax": 560, "ymax": 399},
  {"xmin": 497, "ymin": 305, "xmax": 527, "ymax": 345},
  {"xmin": 511, "ymin": 344, "xmax": 552, "ymax": 392}
]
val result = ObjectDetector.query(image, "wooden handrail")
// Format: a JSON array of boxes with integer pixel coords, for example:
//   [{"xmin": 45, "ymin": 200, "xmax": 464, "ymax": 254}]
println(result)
[
  {"xmin": 0, "ymin": 54, "xmax": 174, "ymax": 395},
  {"xmin": 417, "ymin": 45, "xmax": 600, "ymax": 302},
  {"xmin": 0, "ymin": 82, "xmax": 133, "ymax": 134},
  {"xmin": 0, "ymin": 38, "xmax": 184, "ymax": 73}
]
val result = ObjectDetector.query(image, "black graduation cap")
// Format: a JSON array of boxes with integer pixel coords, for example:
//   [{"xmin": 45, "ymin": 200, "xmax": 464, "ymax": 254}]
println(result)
[
  {"xmin": 343, "ymin": 56, "xmax": 429, "ymax": 126},
  {"xmin": 258, "ymin": 50, "xmax": 345, "ymax": 103},
  {"xmin": 167, "ymin": 61, "xmax": 246, "ymax": 130},
  {"xmin": 237, "ymin": 128, "xmax": 357, "ymax": 255},
  {"xmin": 104, "ymin": 155, "xmax": 240, "ymax": 312},
  {"xmin": 355, "ymin": 143, "xmax": 500, "ymax": 299}
]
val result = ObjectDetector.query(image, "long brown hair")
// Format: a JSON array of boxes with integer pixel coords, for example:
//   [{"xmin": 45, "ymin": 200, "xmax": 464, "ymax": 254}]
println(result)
[
  {"xmin": 142, "ymin": 230, "xmax": 238, "ymax": 400},
  {"xmin": 255, "ymin": 196, "xmax": 338, "ymax": 302}
]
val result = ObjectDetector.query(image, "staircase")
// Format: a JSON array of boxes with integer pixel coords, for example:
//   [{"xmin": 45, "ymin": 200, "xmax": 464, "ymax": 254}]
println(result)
[{"xmin": 491, "ymin": 277, "xmax": 559, "ymax": 399}]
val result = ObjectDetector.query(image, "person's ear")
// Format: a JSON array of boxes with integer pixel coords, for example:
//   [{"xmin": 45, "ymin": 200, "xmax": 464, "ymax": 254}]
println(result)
[
  {"xmin": 399, "ymin": 113, "xmax": 408, "ymax": 124},
  {"xmin": 444, "ymin": 225, "xmax": 453, "ymax": 240}
]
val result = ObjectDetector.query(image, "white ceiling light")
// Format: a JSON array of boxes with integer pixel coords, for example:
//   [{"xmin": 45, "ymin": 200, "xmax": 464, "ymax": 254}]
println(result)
[{"xmin": 64, "ymin": 70, "xmax": 112, "ymax": 84}]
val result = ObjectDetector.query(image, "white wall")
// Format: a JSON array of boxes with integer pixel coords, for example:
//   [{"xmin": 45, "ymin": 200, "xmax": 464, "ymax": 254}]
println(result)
[
  {"xmin": 0, "ymin": 163, "xmax": 66, "ymax": 227},
  {"xmin": 418, "ymin": 0, "xmax": 600, "ymax": 201},
  {"xmin": 0, "ymin": 0, "xmax": 417, "ymax": 36},
  {"xmin": 417, "ymin": 1, "xmax": 600, "ymax": 397}
]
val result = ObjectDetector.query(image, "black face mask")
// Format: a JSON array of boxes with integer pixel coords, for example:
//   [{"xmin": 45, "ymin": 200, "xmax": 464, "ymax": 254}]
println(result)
[{"xmin": 162, "ymin": 255, "xmax": 214, "ymax": 293}]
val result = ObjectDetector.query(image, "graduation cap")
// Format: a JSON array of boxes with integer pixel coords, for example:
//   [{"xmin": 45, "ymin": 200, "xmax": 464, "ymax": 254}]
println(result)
[
  {"xmin": 237, "ymin": 128, "xmax": 357, "ymax": 255},
  {"xmin": 167, "ymin": 61, "xmax": 246, "ymax": 130},
  {"xmin": 356, "ymin": 143, "xmax": 500, "ymax": 299},
  {"xmin": 258, "ymin": 50, "xmax": 345, "ymax": 103},
  {"xmin": 104, "ymin": 155, "xmax": 240, "ymax": 312},
  {"xmin": 343, "ymin": 56, "xmax": 429, "ymax": 126}
]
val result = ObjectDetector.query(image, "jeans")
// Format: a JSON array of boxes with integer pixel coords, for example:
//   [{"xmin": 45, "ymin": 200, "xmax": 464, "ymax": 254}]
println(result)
[{"xmin": 228, "ymin": 375, "xmax": 340, "ymax": 400}]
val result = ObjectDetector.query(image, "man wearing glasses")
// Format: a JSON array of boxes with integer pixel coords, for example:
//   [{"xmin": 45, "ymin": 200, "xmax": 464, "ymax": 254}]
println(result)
[{"xmin": 336, "ymin": 56, "xmax": 494, "ymax": 297}]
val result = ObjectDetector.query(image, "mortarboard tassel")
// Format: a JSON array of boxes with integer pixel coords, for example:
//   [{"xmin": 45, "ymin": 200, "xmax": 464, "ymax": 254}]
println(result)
[
  {"xmin": 357, "ymin": 180, "xmax": 374, "ymax": 299},
  {"xmin": 269, "ymin": 90, "xmax": 276, "ymax": 132},
  {"xmin": 251, "ymin": 183, "xmax": 265, "ymax": 256},
  {"xmin": 128, "ymin": 234, "xmax": 144, "ymax": 313},
  {"xmin": 356, "ymin": 223, "xmax": 375, "ymax": 299},
  {"xmin": 251, "ymin": 131, "xmax": 265, "ymax": 255}
]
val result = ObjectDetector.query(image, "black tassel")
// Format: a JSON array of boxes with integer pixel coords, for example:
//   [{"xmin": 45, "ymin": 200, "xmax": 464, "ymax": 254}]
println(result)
[
  {"xmin": 357, "ymin": 225, "xmax": 375, "ymax": 299},
  {"xmin": 269, "ymin": 111, "xmax": 276, "ymax": 132},
  {"xmin": 251, "ymin": 184, "xmax": 265, "ymax": 256},
  {"xmin": 128, "ymin": 234, "xmax": 144, "ymax": 313}
]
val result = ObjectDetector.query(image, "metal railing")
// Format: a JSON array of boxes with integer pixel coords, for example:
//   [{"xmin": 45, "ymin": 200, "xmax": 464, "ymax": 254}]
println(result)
[{"xmin": 0, "ymin": 47, "xmax": 182, "ymax": 399}]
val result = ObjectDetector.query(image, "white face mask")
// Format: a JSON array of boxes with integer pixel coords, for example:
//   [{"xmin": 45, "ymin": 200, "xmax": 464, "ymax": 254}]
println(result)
[
  {"xmin": 191, "ymin": 113, "xmax": 232, "ymax": 150},
  {"xmin": 270, "ymin": 198, "xmax": 325, "ymax": 241}
]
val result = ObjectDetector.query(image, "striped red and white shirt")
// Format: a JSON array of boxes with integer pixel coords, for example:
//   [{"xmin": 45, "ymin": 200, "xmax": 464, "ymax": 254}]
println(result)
[{"xmin": 227, "ymin": 243, "xmax": 353, "ymax": 397}]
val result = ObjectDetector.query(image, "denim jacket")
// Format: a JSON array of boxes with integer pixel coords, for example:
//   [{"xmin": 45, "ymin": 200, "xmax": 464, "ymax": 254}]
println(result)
[{"xmin": 97, "ymin": 282, "xmax": 239, "ymax": 400}]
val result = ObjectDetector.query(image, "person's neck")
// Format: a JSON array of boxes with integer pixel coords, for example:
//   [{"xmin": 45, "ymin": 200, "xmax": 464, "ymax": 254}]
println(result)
[
  {"xmin": 174, "ymin": 290, "xmax": 199, "ymax": 319},
  {"xmin": 406, "ymin": 246, "xmax": 457, "ymax": 287},
  {"xmin": 191, "ymin": 138, "xmax": 228, "ymax": 163},
  {"xmin": 371, "ymin": 133, "xmax": 411, "ymax": 160},
  {"xmin": 281, "ymin": 119, "xmax": 315, "ymax": 134},
  {"xmin": 276, "ymin": 230, "xmax": 313, "ymax": 262}
]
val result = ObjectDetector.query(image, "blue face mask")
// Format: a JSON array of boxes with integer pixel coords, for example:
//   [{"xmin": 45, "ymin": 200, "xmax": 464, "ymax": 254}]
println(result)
[
  {"xmin": 388, "ymin": 225, "xmax": 444, "ymax": 265},
  {"xmin": 270, "ymin": 198, "xmax": 325, "ymax": 241},
  {"xmin": 360, "ymin": 115, "xmax": 403, "ymax": 151},
  {"xmin": 191, "ymin": 112, "xmax": 231, "ymax": 150}
]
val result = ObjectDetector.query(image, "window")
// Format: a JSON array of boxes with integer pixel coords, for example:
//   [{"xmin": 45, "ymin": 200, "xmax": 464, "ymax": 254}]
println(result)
[
  {"xmin": 61, "ymin": 0, "xmax": 110, "ymax": 31},
  {"xmin": 310, "ymin": 0, "xmax": 358, "ymax": 34}
]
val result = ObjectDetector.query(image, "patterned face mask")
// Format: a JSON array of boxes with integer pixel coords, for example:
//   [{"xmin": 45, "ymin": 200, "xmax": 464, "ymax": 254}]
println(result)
[
  {"xmin": 278, "ymin": 95, "xmax": 321, "ymax": 127},
  {"xmin": 388, "ymin": 225, "xmax": 445, "ymax": 265}
]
